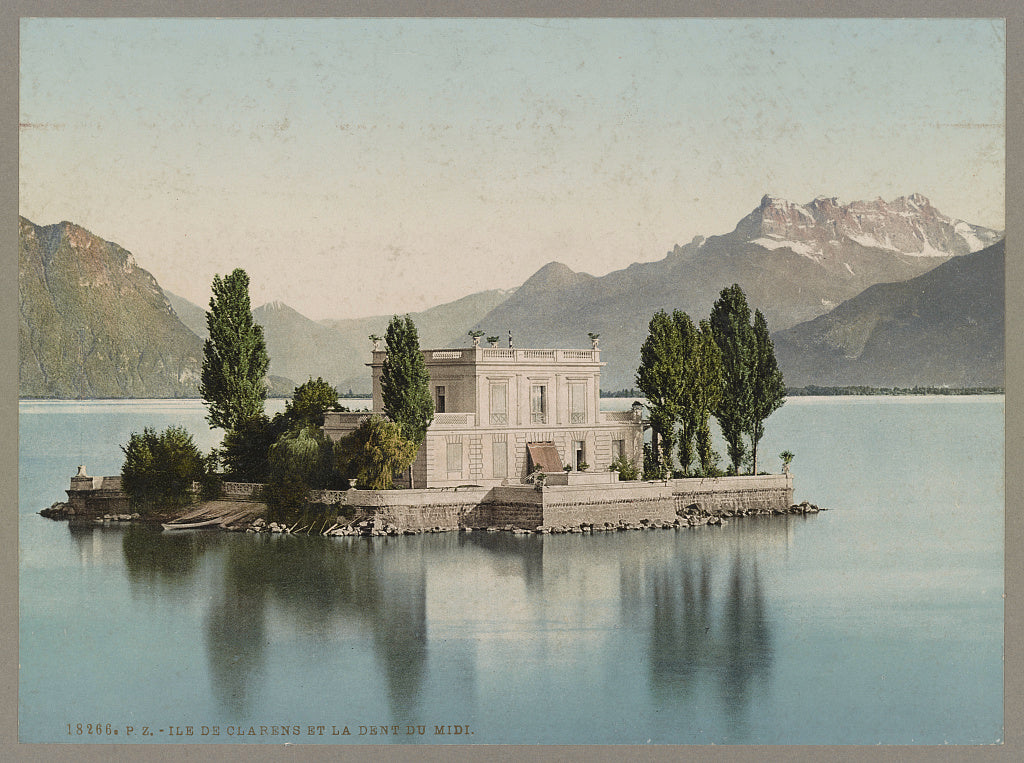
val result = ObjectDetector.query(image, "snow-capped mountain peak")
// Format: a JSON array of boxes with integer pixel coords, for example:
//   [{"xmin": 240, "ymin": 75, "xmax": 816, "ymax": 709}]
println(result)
[{"xmin": 735, "ymin": 194, "xmax": 1000, "ymax": 261}]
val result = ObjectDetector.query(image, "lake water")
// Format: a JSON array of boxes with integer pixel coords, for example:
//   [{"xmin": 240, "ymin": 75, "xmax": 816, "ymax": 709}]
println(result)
[{"xmin": 18, "ymin": 397, "xmax": 1003, "ymax": 745}]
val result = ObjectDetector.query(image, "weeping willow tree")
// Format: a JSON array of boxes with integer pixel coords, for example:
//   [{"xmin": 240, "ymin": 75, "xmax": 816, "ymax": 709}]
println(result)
[{"xmin": 335, "ymin": 415, "xmax": 419, "ymax": 490}]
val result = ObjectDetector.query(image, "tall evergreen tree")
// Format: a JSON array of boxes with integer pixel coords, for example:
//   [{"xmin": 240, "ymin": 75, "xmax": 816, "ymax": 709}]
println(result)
[
  {"xmin": 672, "ymin": 310, "xmax": 699, "ymax": 475},
  {"xmin": 692, "ymin": 320, "xmax": 724, "ymax": 475},
  {"xmin": 710, "ymin": 284, "xmax": 754, "ymax": 474},
  {"xmin": 747, "ymin": 309, "xmax": 786, "ymax": 474},
  {"xmin": 200, "ymin": 269, "xmax": 269, "ymax": 432},
  {"xmin": 636, "ymin": 310, "xmax": 685, "ymax": 475},
  {"xmin": 380, "ymin": 315, "xmax": 434, "ymax": 447}
]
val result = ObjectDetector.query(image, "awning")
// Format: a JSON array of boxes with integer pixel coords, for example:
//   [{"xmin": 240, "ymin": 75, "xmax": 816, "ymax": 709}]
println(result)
[{"xmin": 526, "ymin": 441, "xmax": 563, "ymax": 473}]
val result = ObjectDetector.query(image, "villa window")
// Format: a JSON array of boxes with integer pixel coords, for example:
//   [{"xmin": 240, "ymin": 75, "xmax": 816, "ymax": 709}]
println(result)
[
  {"xmin": 435, "ymin": 386, "xmax": 446, "ymax": 413},
  {"xmin": 492, "ymin": 440, "xmax": 508, "ymax": 479},
  {"xmin": 612, "ymin": 439, "xmax": 625, "ymax": 460},
  {"xmin": 531, "ymin": 385, "xmax": 547, "ymax": 424},
  {"xmin": 490, "ymin": 383, "xmax": 508, "ymax": 425},
  {"xmin": 569, "ymin": 382, "xmax": 586, "ymax": 424},
  {"xmin": 574, "ymin": 440, "xmax": 586, "ymax": 470},
  {"xmin": 447, "ymin": 441, "xmax": 462, "ymax": 474}
]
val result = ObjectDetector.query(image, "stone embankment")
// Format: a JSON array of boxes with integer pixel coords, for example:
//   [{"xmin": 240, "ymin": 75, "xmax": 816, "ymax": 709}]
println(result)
[
  {"xmin": 44, "ymin": 469, "xmax": 813, "ymax": 536},
  {"xmin": 225, "ymin": 500, "xmax": 826, "ymax": 537}
]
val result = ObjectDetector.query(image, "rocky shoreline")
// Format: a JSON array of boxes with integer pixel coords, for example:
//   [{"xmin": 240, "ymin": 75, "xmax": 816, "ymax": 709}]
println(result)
[
  {"xmin": 41, "ymin": 499, "xmax": 825, "ymax": 536},
  {"xmin": 220, "ymin": 500, "xmax": 826, "ymax": 537},
  {"xmin": 39, "ymin": 502, "xmax": 144, "ymax": 522}
]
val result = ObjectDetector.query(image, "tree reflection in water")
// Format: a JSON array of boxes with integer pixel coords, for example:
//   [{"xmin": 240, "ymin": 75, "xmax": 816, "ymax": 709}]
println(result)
[
  {"xmin": 120, "ymin": 523, "xmax": 224, "ymax": 586},
  {"xmin": 207, "ymin": 535, "xmax": 428, "ymax": 720},
  {"xmin": 646, "ymin": 523, "xmax": 780, "ymax": 740},
  {"xmin": 116, "ymin": 517, "xmax": 790, "ymax": 732}
]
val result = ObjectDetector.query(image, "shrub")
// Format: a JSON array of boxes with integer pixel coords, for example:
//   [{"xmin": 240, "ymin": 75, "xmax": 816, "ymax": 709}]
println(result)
[
  {"xmin": 121, "ymin": 426, "xmax": 208, "ymax": 513},
  {"xmin": 526, "ymin": 467, "xmax": 547, "ymax": 491},
  {"xmin": 642, "ymin": 443, "xmax": 666, "ymax": 480},
  {"xmin": 286, "ymin": 377, "xmax": 344, "ymax": 428},
  {"xmin": 609, "ymin": 455, "xmax": 640, "ymax": 481},
  {"xmin": 221, "ymin": 414, "xmax": 287, "ymax": 482}
]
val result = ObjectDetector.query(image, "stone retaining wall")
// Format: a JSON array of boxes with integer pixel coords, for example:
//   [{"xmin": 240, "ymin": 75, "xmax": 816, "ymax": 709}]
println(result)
[
  {"xmin": 59, "ymin": 469, "xmax": 793, "ymax": 532},
  {"xmin": 670, "ymin": 475, "xmax": 794, "ymax": 516},
  {"xmin": 339, "ymin": 487, "xmax": 493, "ymax": 531}
]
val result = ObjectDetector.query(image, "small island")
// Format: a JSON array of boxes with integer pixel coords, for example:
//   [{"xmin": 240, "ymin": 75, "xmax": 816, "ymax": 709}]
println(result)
[{"xmin": 42, "ymin": 273, "xmax": 820, "ymax": 535}]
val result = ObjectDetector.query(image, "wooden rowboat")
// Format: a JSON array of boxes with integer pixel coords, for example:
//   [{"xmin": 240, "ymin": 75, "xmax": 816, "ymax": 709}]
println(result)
[{"xmin": 161, "ymin": 518, "xmax": 222, "ymax": 531}]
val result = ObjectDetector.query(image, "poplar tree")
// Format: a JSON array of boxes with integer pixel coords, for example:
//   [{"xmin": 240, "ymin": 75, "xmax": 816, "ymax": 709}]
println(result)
[
  {"xmin": 200, "ymin": 269, "xmax": 269, "ymax": 432},
  {"xmin": 747, "ymin": 309, "xmax": 786, "ymax": 474},
  {"xmin": 672, "ymin": 310, "xmax": 699, "ymax": 475},
  {"xmin": 636, "ymin": 310, "xmax": 685, "ymax": 475},
  {"xmin": 692, "ymin": 320, "xmax": 724, "ymax": 475},
  {"xmin": 380, "ymin": 315, "xmax": 434, "ymax": 447},
  {"xmin": 710, "ymin": 284, "xmax": 754, "ymax": 474}
]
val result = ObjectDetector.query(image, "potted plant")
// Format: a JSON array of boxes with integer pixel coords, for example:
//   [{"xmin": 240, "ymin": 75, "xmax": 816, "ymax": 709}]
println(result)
[
  {"xmin": 779, "ymin": 450, "xmax": 795, "ymax": 474},
  {"xmin": 526, "ymin": 467, "xmax": 547, "ymax": 491},
  {"xmin": 487, "ymin": 335, "xmax": 500, "ymax": 347},
  {"xmin": 468, "ymin": 330, "xmax": 485, "ymax": 346}
]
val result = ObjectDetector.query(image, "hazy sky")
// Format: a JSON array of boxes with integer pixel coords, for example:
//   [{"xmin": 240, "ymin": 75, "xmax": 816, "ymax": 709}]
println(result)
[{"xmin": 19, "ymin": 17, "xmax": 1005, "ymax": 321}]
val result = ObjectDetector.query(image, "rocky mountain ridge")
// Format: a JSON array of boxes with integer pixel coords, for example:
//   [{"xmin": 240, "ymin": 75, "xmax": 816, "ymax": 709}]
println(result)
[
  {"xmin": 460, "ymin": 194, "xmax": 1001, "ymax": 389},
  {"xmin": 732, "ymin": 193, "xmax": 998, "ymax": 261},
  {"xmin": 19, "ymin": 216, "xmax": 203, "ymax": 398}
]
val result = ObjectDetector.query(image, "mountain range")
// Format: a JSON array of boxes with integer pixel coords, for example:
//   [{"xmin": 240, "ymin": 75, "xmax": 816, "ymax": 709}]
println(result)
[
  {"xmin": 773, "ymin": 239, "xmax": 1004, "ymax": 388},
  {"xmin": 18, "ymin": 194, "xmax": 1003, "ymax": 398},
  {"xmin": 458, "ymin": 193, "xmax": 1001, "ymax": 389},
  {"xmin": 19, "ymin": 217, "xmax": 203, "ymax": 398}
]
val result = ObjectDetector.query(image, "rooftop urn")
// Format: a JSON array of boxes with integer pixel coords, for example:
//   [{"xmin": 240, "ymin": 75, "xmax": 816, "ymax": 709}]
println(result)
[
  {"xmin": 588, "ymin": 332, "xmax": 600, "ymax": 349},
  {"xmin": 76, "ymin": 465, "xmax": 88, "ymax": 477}
]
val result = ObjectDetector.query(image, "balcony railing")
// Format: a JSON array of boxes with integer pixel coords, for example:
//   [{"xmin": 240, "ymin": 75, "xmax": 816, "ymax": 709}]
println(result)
[
  {"xmin": 432, "ymin": 412, "xmax": 476, "ymax": 428},
  {"xmin": 371, "ymin": 348, "xmax": 601, "ymax": 364},
  {"xmin": 481, "ymin": 348, "xmax": 599, "ymax": 363}
]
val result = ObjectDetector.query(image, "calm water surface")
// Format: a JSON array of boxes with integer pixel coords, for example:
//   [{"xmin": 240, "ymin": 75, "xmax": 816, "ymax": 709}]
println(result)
[{"xmin": 18, "ymin": 397, "xmax": 1003, "ymax": 744}]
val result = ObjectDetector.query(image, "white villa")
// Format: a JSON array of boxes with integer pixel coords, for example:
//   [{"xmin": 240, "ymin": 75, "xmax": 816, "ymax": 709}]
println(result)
[{"xmin": 322, "ymin": 343, "xmax": 644, "ymax": 488}]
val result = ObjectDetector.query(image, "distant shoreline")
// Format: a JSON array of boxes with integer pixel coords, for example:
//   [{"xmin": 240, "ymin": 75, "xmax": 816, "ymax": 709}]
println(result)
[
  {"xmin": 782, "ymin": 386, "xmax": 1004, "ymax": 397},
  {"xmin": 599, "ymin": 386, "xmax": 1004, "ymax": 398},
  {"xmin": 17, "ymin": 386, "xmax": 1006, "ymax": 402}
]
